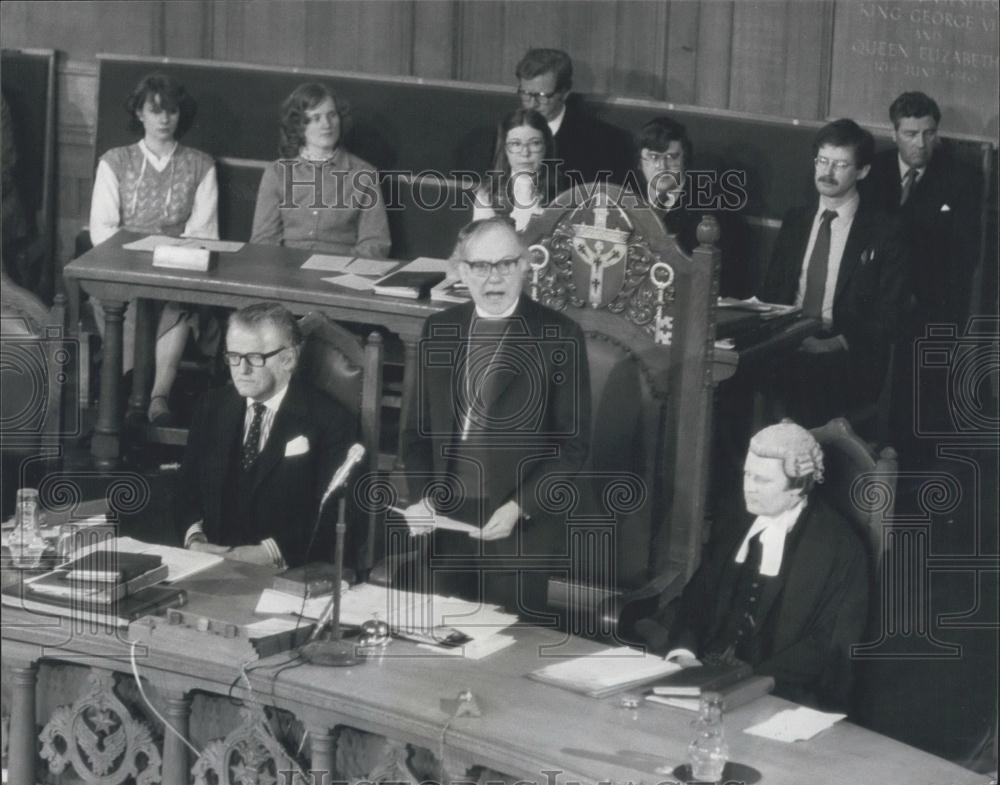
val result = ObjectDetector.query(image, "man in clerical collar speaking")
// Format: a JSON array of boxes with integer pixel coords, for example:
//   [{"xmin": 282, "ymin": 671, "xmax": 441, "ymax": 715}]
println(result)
[
  {"xmin": 635, "ymin": 421, "xmax": 871, "ymax": 711},
  {"xmin": 401, "ymin": 217, "xmax": 591, "ymax": 618}
]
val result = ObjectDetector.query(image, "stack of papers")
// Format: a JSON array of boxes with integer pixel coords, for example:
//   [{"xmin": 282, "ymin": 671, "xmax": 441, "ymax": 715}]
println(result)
[
  {"xmin": 302, "ymin": 254, "xmax": 399, "ymax": 291},
  {"xmin": 255, "ymin": 583, "xmax": 518, "ymax": 658},
  {"xmin": 717, "ymin": 296, "xmax": 800, "ymax": 319},
  {"xmin": 743, "ymin": 706, "xmax": 846, "ymax": 742},
  {"xmin": 529, "ymin": 646, "xmax": 681, "ymax": 698}
]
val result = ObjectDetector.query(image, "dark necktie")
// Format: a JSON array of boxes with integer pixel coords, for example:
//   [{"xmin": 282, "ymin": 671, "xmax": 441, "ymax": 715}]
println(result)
[
  {"xmin": 802, "ymin": 209, "xmax": 837, "ymax": 319},
  {"xmin": 900, "ymin": 168, "xmax": 917, "ymax": 206},
  {"xmin": 241, "ymin": 402, "xmax": 266, "ymax": 471}
]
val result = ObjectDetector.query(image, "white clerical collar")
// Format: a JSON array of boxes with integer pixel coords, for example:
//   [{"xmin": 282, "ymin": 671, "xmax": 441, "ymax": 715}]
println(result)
[
  {"xmin": 138, "ymin": 139, "xmax": 178, "ymax": 172},
  {"xmin": 818, "ymin": 190, "xmax": 860, "ymax": 218},
  {"xmin": 897, "ymin": 154, "xmax": 926, "ymax": 183},
  {"xmin": 547, "ymin": 106, "xmax": 567, "ymax": 137},
  {"xmin": 474, "ymin": 298, "xmax": 520, "ymax": 319},
  {"xmin": 247, "ymin": 381, "xmax": 289, "ymax": 414},
  {"xmin": 734, "ymin": 500, "xmax": 806, "ymax": 577}
]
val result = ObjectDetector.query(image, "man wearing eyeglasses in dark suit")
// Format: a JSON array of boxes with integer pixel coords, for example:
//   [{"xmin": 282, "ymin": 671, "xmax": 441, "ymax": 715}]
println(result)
[
  {"xmin": 400, "ymin": 217, "xmax": 591, "ymax": 618},
  {"xmin": 515, "ymin": 48, "xmax": 631, "ymax": 186},
  {"xmin": 176, "ymin": 302, "xmax": 356, "ymax": 568},
  {"xmin": 759, "ymin": 119, "xmax": 909, "ymax": 426}
]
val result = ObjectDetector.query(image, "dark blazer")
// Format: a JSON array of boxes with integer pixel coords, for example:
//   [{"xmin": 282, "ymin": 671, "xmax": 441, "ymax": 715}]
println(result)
[
  {"xmin": 403, "ymin": 294, "xmax": 590, "ymax": 548},
  {"xmin": 554, "ymin": 99, "xmax": 632, "ymax": 186},
  {"xmin": 639, "ymin": 183, "xmax": 753, "ymax": 299},
  {"xmin": 863, "ymin": 147, "xmax": 979, "ymax": 325},
  {"xmin": 176, "ymin": 377, "xmax": 356, "ymax": 567},
  {"xmin": 639, "ymin": 497, "xmax": 871, "ymax": 711},
  {"xmin": 760, "ymin": 198, "xmax": 910, "ymax": 402}
]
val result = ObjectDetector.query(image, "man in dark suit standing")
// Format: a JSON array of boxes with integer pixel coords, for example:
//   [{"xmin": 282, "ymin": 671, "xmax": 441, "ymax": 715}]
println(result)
[
  {"xmin": 760, "ymin": 119, "xmax": 908, "ymax": 426},
  {"xmin": 515, "ymin": 48, "xmax": 631, "ymax": 186},
  {"xmin": 635, "ymin": 421, "xmax": 871, "ymax": 712},
  {"xmin": 401, "ymin": 217, "xmax": 590, "ymax": 616},
  {"xmin": 863, "ymin": 91, "xmax": 979, "ymax": 327},
  {"xmin": 178, "ymin": 302, "xmax": 356, "ymax": 568}
]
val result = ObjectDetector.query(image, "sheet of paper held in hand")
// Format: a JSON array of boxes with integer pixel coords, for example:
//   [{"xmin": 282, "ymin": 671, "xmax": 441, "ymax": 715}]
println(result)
[
  {"xmin": 122, "ymin": 235, "xmax": 245, "ymax": 253},
  {"xmin": 74, "ymin": 536, "xmax": 223, "ymax": 582},
  {"xmin": 388, "ymin": 506, "xmax": 480, "ymax": 535}
]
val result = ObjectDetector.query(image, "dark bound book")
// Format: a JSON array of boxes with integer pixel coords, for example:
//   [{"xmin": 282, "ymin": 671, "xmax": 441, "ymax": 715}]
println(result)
[
  {"xmin": 63, "ymin": 551, "xmax": 163, "ymax": 584},
  {"xmin": 648, "ymin": 660, "xmax": 754, "ymax": 697},
  {"xmin": 646, "ymin": 675, "xmax": 775, "ymax": 712},
  {"xmin": 272, "ymin": 563, "xmax": 354, "ymax": 598},
  {"xmin": 2, "ymin": 582, "xmax": 187, "ymax": 627},
  {"xmin": 25, "ymin": 564, "xmax": 169, "ymax": 604}
]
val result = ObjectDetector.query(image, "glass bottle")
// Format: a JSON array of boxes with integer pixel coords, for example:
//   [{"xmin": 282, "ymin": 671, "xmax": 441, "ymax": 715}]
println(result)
[
  {"xmin": 9, "ymin": 488, "xmax": 48, "ymax": 568},
  {"xmin": 688, "ymin": 691, "xmax": 729, "ymax": 782}
]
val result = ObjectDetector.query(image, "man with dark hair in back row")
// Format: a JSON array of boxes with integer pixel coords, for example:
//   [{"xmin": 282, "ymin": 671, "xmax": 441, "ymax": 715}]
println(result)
[
  {"xmin": 863, "ymin": 91, "xmax": 980, "ymax": 329},
  {"xmin": 759, "ymin": 118, "xmax": 909, "ymax": 427},
  {"xmin": 515, "ymin": 48, "xmax": 631, "ymax": 186}
]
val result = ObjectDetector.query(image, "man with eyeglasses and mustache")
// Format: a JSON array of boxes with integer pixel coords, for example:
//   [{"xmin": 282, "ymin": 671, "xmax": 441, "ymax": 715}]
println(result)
[
  {"xmin": 759, "ymin": 119, "xmax": 908, "ymax": 427},
  {"xmin": 400, "ymin": 217, "xmax": 591, "ymax": 617},
  {"xmin": 176, "ymin": 302, "xmax": 356, "ymax": 568},
  {"xmin": 515, "ymin": 48, "xmax": 630, "ymax": 186}
]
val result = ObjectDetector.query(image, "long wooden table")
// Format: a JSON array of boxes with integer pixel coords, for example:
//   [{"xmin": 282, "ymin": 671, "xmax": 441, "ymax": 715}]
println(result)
[
  {"xmin": 1, "ymin": 556, "xmax": 981, "ymax": 785},
  {"xmin": 63, "ymin": 233, "xmax": 818, "ymax": 471}
]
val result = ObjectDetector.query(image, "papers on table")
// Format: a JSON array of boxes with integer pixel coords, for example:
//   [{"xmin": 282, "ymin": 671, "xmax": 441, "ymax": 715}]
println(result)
[
  {"xmin": 743, "ymin": 706, "xmax": 846, "ymax": 742},
  {"xmin": 301, "ymin": 254, "xmax": 355, "ymax": 272},
  {"xmin": 122, "ymin": 235, "xmax": 244, "ymax": 253},
  {"xmin": 321, "ymin": 273, "xmax": 376, "ymax": 291},
  {"xmin": 243, "ymin": 616, "xmax": 306, "ymax": 637},
  {"xmin": 529, "ymin": 646, "xmax": 681, "ymax": 698},
  {"xmin": 74, "ymin": 536, "xmax": 222, "ymax": 582},
  {"xmin": 345, "ymin": 258, "xmax": 397, "ymax": 277},
  {"xmin": 254, "ymin": 583, "xmax": 518, "ymax": 657},
  {"xmin": 417, "ymin": 634, "xmax": 516, "ymax": 660}
]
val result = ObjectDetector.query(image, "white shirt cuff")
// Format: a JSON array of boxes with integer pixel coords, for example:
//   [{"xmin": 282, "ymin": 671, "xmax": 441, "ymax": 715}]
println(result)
[
  {"xmin": 665, "ymin": 648, "xmax": 698, "ymax": 663},
  {"xmin": 261, "ymin": 538, "xmax": 285, "ymax": 568},
  {"xmin": 184, "ymin": 523, "xmax": 206, "ymax": 547}
]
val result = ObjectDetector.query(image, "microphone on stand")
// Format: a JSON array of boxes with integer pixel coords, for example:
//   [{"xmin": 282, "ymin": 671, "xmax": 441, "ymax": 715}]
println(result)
[{"xmin": 300, "ymin": 443, "xmax": 367, "ymax": 667}]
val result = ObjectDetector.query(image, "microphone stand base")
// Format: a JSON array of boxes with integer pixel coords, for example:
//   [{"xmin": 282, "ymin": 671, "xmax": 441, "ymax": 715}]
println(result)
[{"xmin": 299, "ymin": 639, "xmax": 363, "ymax": 667}]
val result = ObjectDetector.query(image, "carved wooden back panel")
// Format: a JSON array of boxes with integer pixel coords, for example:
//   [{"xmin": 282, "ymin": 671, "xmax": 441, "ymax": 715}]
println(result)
[{"xmin": 522, "ymin": 184, "xmax": 720, "ymax": 589}]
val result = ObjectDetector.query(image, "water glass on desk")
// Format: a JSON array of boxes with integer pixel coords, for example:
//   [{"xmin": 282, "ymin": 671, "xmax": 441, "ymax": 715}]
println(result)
[
  {"xmin": 8, "ymin": 488, "xmax": 48, "ymax": 568},
  {"xmin": 688, "ymin": 692, "xmax": 729, "ymax": 781}
]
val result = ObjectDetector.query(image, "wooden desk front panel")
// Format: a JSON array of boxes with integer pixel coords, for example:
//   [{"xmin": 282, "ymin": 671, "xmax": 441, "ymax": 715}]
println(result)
[{"xmin": 0, "ymin": 560, "xmax": 983, "ymax": 785}]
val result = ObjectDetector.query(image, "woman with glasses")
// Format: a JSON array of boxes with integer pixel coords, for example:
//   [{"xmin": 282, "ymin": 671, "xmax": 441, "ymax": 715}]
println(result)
[
  {"xmin": 251, "ymin": 83, "xmax": 390, "ymax": 260},
  {"xmin": 635, "ymin": 117, "xmax": 751, "ymax": 298},
  {"xmin": 88, "ymin": 73, "xmax": 220, "ymax": 424},
  {"xmin": 472, "ymin": 109, "xmax": 561, "ymax": 232}
]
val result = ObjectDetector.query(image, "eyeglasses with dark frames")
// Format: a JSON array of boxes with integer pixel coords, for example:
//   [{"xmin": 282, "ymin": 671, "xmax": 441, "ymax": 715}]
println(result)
[{"xmin": 223, "ymin": 346, "xmax": 288, "ymax": 367}]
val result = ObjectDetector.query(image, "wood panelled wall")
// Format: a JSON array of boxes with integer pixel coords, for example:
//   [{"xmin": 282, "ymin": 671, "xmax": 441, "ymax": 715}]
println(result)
[{"xmin": 0, "ymin": 0, "xmax": 839, "ymax": 263}]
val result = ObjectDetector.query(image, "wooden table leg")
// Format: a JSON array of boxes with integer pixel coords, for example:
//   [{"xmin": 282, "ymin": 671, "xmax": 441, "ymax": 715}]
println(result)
[
  {"xmin": 9, "ymin": 664, "xmax": 38, "ymax": 785},
  {"xmin": 128, "ymin": 298, "xmax": 154, "ymax": 423},
  {"xmin": 162, "ymin": 693, "xmax": 192, "ymax": 785},
  {"xmin": 309, "ymin": 725, "xmax": 335, "ymax": 785},
  {"xmin": 92, "ymin": 299, "xmax": 125, "ymax": 469},
  {"xmin": 395, "ymin": 337, "xmax": 418, "ymax": 471}
]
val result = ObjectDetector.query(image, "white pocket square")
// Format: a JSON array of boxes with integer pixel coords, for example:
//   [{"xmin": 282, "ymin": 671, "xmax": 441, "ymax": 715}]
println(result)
[
  {"xmin": 284, "ymin": 436, "xmax": 310, "ymax": 457},
  {"xmin": 940, "ymin": 204, "xmax": 951, "ymax": 212}
]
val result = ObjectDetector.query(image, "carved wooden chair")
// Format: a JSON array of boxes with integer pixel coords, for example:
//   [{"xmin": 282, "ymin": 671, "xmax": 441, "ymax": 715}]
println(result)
[
  {"xmin": 297, "ymin": 312, "xmax": 384, "ymax": 578},
  {"xmin": 521, "ymin": 183, "xmax": 721, "ymax": 635}
]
